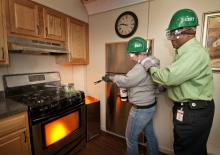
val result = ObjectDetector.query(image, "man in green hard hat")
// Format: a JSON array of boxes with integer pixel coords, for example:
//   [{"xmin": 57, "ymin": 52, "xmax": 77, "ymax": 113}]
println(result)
[
  {"xmin": 142, "ymin": 8, "xmax": 215, "ymax": 155},
  {"xmin": 102, "ymin": 37, "xmax": 160, "ymax": 155}
]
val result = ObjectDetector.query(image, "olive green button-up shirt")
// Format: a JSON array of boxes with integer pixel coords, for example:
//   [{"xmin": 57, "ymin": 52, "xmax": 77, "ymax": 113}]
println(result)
[{"xmin": 150, "ymin": 38, "xmax": 214, "ymax": 102}]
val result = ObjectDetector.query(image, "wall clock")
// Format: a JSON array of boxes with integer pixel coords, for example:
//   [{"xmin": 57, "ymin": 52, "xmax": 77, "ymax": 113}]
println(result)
[{"xmin": 115, "ymin": 11, "xmax": 138, "ymax": 38}]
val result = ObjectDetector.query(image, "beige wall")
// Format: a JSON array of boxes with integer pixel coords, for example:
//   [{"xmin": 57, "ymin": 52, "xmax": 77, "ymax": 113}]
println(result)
[
  {"xmin": 0, "ymin": 0, "xmax": 88, "ymax": 92},
  {"xmin": 32, "ymin": 0, "xmax": 88, "ymax": 22},
  {"xmin": 87, "ymin": 0, "xmax": 220, "ymax": 154},
  {"xmin": 0, "ymin": 54, "xmax": 74, "ymax": 85}
]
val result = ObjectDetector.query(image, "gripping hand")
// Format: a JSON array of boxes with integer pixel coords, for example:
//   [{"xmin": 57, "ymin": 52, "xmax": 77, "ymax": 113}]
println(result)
[{"xmin": 102, "ymin": 75, "xmax": 112, "ymax": 82}]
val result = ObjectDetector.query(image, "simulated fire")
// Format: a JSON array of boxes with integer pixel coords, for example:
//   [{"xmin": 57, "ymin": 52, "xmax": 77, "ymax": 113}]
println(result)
[{"xmin": 44, "ymin": 111, "xmax": 79, "ymax": 147}]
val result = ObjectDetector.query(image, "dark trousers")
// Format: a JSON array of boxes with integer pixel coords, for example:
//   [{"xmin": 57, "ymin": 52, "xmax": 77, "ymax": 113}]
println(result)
[{"xmin": 172, "ymin": 100, "xmax": 215, "ymax": 155}]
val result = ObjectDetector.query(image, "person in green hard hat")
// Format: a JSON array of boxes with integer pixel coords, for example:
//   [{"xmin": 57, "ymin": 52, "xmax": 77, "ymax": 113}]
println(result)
[
  {"xmin": 141, "ymin": 8, "xmax": 215, "ymax": 155},
  {"xmin": 102, "ymin": 37, "xmax": 160, "ymax": 155}
]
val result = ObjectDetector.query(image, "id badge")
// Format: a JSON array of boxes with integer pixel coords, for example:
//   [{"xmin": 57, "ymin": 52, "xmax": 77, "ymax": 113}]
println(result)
[{"xmin": 176, "ymin": 109, "xmax": 184, "ymax": 122}]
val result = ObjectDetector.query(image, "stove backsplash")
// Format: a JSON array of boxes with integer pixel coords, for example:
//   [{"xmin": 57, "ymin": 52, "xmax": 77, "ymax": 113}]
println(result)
[{"xmin": 0, "ymin": 53, "xmax": 85, "ymax": 92}]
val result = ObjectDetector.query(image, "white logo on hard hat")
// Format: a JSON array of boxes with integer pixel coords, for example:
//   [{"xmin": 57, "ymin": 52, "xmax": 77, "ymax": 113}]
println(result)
[
  {"xmin": 181, "ymin": 17, "xmax": 195, "ymax": 22},
  {"xmin": 134, "ymin": 43, "xmax": 142, "ymax": 48}
]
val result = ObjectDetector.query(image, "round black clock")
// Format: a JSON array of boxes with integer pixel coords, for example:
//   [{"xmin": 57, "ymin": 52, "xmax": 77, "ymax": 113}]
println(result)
[{"xmin": 115, "ymin": 11, "xmax": 138, "ymax": 38}]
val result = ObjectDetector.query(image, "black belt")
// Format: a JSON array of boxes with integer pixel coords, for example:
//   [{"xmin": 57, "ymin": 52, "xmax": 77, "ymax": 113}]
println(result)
[
  {"xmin": 132, "ymin": 101, "xmax": 157, "ymax": 109},
  {"xmin": 174, "ymin": 100, "xmax": 213, "ymax": 110}
]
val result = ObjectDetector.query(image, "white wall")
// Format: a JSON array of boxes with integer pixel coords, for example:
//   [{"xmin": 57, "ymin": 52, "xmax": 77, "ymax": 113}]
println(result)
[
  {"xmin": 87, "ymin": 0, "xmax": 220, "ymax": 154},
  {"xmin": 83, "ymin": 0, "xmax": 147, "ymax": 15},
  {"xmin": 32, "ymin": 0, "xmax": 88, "ymax": 22},
  {"xmin": 0, "ymin": 54, "xmax": 74, "ymax": 86},
  {"xmin": 0, "ymin": 0, "xmax": 88, "ymax": 92}
]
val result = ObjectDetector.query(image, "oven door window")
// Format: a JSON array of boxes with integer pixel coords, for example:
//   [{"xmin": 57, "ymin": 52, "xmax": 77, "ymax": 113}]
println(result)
[{"xmin": 44, "ymin": 111, "xmax": 79, "ymax": 147}]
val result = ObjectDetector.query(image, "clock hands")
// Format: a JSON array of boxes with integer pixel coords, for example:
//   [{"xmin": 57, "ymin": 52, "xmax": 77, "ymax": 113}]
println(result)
[{"xmin": 119, "ymin": 23, "xmax": 128, "ymax": 26}]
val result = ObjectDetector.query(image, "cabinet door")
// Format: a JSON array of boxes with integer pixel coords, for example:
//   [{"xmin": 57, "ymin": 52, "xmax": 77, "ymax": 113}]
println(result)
[
  {"xmin": 0, "ymin": 0, "xmax": 8, "ymax": 64},
  {"xmin": 8, "ymin": 0, "xmax": 39, "ymax": 37},
  {"xmin": 44, "ymin": 8, "xmax": 66, "ymax": 41},
  {"xmin": 68, "ymin": 18, "xmax": 89, "ymax": 64},
  {"xmin": 0, "ymin": 129, "xmax": 30, "ymax": 155}
]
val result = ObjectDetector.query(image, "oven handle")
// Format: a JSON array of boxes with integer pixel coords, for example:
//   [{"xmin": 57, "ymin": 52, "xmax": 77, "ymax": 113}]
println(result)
[{"xmin": 32, "ymin": 102, "xmax": 85, "ymax": 124}]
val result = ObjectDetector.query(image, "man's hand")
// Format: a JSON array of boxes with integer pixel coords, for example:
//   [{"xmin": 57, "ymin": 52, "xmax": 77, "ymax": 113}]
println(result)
[
  {"xmin": 102, "ymin": 75, "xmax": 112, "ymax": 82},
  {"xmin": 141, "ymin": 56, "xmax": 160, "ymax": 71},
  {"xmin": 143, "ymin": 60, "xmax": 154, "ymax": 71}
]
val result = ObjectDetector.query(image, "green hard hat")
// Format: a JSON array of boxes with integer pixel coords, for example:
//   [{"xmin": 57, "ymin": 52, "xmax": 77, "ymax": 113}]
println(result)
[
  {"xmin": 167, "ymin": 9, "xmax": 198, "ymax": 32},
  {"xmin": 127, "ymin": 37, "xmax": 149, "ymax": 54}
]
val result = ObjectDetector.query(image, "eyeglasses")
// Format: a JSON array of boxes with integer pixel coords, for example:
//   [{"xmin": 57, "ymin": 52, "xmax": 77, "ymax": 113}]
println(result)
[
  {"xmin": 166, "ymin": 28, "xmax": 196, "ymax": 40},
  {"xmin": 166, "ymin": 29, "xmax": 182, "ymax": 40}
]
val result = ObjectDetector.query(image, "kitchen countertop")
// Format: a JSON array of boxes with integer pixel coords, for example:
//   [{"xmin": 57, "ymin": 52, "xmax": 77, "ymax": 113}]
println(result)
[{"xmin": 0, "ymin": 91, "xmax": 27, "ymax": 119}]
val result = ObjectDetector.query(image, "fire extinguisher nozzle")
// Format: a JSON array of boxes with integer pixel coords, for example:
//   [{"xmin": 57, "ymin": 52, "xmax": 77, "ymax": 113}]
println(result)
[{"xmin": 94, "ymin": 80, "xmax": 102, "ymax": 85}]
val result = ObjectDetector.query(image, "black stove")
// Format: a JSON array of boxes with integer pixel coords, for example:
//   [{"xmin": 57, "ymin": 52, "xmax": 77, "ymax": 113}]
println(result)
[
  {"xmin": 3, "ymin": 72, "xmax": 86, "ymax": 155},
  {"xmin": 3, "ymin": 72, "xmax": 85, "ymax": 122},
  {"xmin": 12, "ymin": 88, "xmax": 84, "ymax": 122}
]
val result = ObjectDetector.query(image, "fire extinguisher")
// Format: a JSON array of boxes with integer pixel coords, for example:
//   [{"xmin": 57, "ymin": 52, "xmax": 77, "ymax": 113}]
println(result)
[{"xmin": 119, "ymin": 88, "xmax": 128, "ymax": 102}]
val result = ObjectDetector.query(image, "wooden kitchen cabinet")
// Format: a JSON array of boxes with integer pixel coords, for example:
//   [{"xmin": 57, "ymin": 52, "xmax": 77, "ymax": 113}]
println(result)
[
  {"xmin": 0, "ymin": 0, "xmax": 8, "ymax": 64},
  {"xmin": 7, "ymin": 0, "xmax": 40, "ymax": 37},
  {"xmin": 56, "ymin": 17, "xmax": 89, "ymax": 64},
  {"xmin": 68, "ymin": 18, "xmax": 88, "ymax": 64},
  {"xmin": 6, "ymin": 0, "xmax": 66, "ymax": 42},
  {"xmin": 44, "ymin": 8, "xmax": 66, "ymax": 41},
  {"xmin": 0, "ymin": 112, "xmax": 31, "ymax": 155}
]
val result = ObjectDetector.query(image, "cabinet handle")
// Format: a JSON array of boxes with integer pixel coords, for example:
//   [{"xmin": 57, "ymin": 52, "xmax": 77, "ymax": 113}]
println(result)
[
  {"xmin": 45, "ymin": 27, "xmax": 48, "ymax": 36},
  {"xmin": 23, "ymin": 131, "xmax": 27, "ymax": 143},
  {"xmin": 1, "ymin": 47, "xmax": 4, "ymax": 60},
  {"xmin": 37, "ymin": 25, "xmax": 40, "ymax": 35}
]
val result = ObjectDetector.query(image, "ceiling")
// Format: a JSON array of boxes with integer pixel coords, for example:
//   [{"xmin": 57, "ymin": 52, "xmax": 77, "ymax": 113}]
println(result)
[{"xmin": 81, "ymin": 0, "xmax": 147, "ymax": 15}]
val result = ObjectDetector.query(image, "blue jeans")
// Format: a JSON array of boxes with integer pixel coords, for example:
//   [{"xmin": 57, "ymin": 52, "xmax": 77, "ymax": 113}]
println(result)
[{"xmin": 125, "ymin": 106, "xmax": 159, "ymax": 155}]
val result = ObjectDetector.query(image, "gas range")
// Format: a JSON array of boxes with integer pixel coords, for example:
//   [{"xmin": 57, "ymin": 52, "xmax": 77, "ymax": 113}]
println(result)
[
  {"xmin": 3, "ymin": 72, "xmax": 85, "ymax": 123},
  {"xmin": 12, "ymin": 88, "xmax": 84, "ymax": 122},
  {"xmin": 3, "ymin": 72, "xmax": 86, "ymax": 155}
]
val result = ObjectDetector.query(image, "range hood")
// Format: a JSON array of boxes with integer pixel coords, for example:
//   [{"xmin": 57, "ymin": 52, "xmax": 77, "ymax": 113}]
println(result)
[{"xmin": 8, "ymin": 35, "xmax": 68, "ymax": 55}]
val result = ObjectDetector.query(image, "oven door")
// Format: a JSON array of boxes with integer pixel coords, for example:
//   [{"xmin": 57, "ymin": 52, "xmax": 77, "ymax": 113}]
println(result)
[{"xmin": 31, "ymin": 104, "xmax": 86, "ymax": 155}]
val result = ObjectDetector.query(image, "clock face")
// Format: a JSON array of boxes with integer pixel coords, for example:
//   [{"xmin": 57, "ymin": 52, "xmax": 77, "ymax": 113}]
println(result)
[{"xmin": 115, "ymin": 11, "xmax": 138, "ymax": 38}]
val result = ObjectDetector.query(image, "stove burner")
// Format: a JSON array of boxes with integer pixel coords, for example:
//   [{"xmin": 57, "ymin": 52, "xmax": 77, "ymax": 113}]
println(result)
[
  {"xmin": 12, "ymin": 88, "xmax": 85, "ymax": 122},
  {"xmin": 19, "ymin": 89, "xmax": 66, "ymax": 105}
]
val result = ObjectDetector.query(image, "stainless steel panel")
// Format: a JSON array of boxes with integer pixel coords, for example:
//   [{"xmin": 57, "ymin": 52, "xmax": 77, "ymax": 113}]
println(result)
[
  {"xmin": 105, "ymin": 40, "xmax": 153, "ymax": 142},
  {"xmin": 106, "ymin": 82, "xmax": 131, "ymax": 137},
  {"xmin": 105, "ymin": 41, "xmax": 134, "ymax": 137},
  {"xmin": 106, "ymin": 42, "xmax": 135, "ymax": 74}
]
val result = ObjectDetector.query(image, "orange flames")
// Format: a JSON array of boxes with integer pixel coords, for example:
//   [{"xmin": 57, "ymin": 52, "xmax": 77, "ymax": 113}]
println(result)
[
  {"xmin": 85, "ymin": 96, "xmax": 99, "ymax": 105},
  {"xmin": 44, "ymin": 111, "xmax": 79, "ymax": 147}
]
